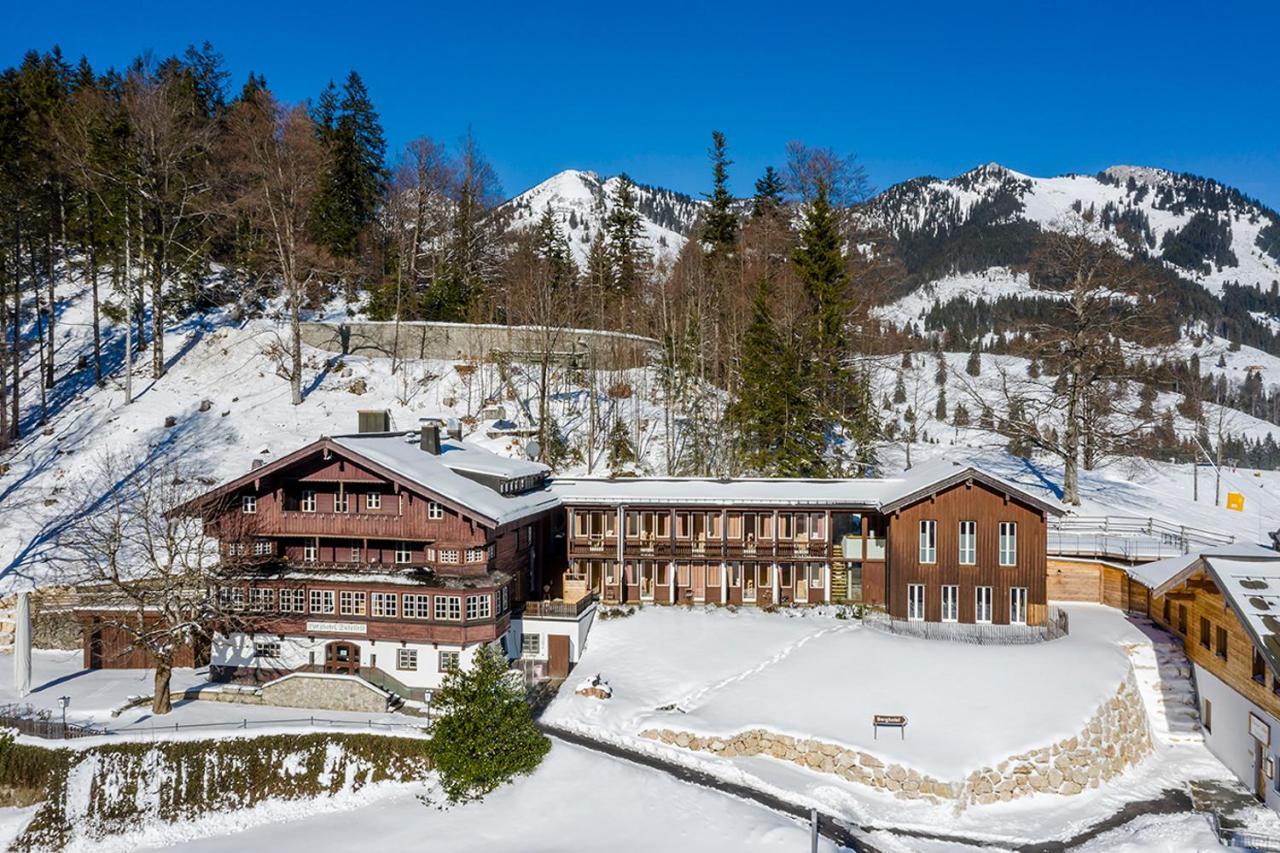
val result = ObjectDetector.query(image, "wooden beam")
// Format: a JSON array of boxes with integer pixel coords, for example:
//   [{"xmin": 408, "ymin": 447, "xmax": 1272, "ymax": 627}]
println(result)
[{"xmin": 1165, "ymin": 591, "xmax": 1197, "ymax": 601}]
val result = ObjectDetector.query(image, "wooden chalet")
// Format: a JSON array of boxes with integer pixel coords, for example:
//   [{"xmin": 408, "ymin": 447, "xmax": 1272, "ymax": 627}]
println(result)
[{"xmin": 553, "ymin": 459, "xmax": 1062, "ymax": 626}]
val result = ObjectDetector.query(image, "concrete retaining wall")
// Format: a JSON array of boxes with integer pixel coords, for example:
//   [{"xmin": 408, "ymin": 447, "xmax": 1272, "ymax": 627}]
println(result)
[
  {"xmin": 299, "ymin": 321, "xmax": 657, "ymax": 370},
  {"xmin": 640, "ymin": 668, "xmax": 1152, "ymax": 809}
]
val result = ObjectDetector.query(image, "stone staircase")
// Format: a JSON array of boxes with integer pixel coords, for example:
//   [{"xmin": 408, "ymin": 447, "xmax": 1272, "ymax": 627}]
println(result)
[{"xmin": 1124, "ymin": 617, "xmax": 1204, "ymax": 746}]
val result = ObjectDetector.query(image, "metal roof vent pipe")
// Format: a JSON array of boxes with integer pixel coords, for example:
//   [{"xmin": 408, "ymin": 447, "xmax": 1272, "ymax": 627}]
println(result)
[{"xmin": 420, "ymin": 423, "xmax": 442, "ymax": 455}]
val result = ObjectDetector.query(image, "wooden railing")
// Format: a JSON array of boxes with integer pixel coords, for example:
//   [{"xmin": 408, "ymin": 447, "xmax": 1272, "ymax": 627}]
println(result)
[
  {"xmin": 522, "ymin": 593, "xmax": 597, "ymax": 620},
  {"xmin": 274, "ymin": 511, "xmax": 409, "ymax": 537}
]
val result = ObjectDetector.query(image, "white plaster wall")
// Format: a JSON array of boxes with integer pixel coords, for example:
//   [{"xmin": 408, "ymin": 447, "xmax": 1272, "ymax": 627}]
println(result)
[
  {"xmin": 1194, "ymin": 663, "xmax": 1280, "ymax": 810},
  {"xmin": 514, "ymin": 606, "xmax": 596, "ymax": 663},
  {"xmin": 212, "ymin": 632, "xmax": 487, "ymax": 692}
]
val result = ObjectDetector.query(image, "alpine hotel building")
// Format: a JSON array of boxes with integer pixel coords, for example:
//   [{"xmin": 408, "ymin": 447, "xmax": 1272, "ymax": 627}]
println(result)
[{"xmin": 177, "ymin": 422, "xmax": 1061, "ymax": 697}]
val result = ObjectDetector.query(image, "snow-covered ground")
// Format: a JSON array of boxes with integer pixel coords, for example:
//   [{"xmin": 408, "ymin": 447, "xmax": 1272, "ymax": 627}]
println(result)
[
  {"xmin": 542, "ymin": 603, "xmax": 1280, "ymax": 846},
  {"xmin": 0, "ymin": 649, "xmax": 423, "ymax": 739},
  {"xmin": 118, "ymin": 741, "xmax": 832, "ymax": 853}
]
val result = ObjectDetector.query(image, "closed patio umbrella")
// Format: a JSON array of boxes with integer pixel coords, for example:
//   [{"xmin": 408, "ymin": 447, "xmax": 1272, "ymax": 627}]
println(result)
[{"xmin": 14, "ymin": 591, "xmax": 31, "ymax": 698}]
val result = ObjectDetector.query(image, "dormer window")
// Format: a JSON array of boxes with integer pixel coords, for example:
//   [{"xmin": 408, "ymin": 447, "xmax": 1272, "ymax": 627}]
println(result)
[
  {"xmin": 300, "ymin": 490, "xmax": 316, "ymax": 513},
  {"xmin": 241, "ymin": 495, "xmax": 256, "ymax": 514},
  {"xmin": 428, "ymin": 501, "xmax": 444, "ymax": 520}
]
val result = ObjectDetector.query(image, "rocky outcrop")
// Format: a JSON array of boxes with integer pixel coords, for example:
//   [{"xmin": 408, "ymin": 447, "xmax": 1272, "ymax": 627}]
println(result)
[{"xmin": 639, "ymin": 668, "xmax": 1151, "ymax": 809}]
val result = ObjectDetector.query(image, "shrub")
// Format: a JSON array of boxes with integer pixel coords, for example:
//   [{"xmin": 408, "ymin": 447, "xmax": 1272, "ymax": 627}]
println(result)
[{"xmin": 427, "ymin": 645, "xmax": 549, "ymax": 804}]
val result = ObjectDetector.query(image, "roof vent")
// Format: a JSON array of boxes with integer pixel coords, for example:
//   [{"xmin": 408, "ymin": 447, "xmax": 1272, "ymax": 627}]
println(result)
[
  {"xmin": 420, "ymin": 423, "xmax": 442, "ymax": 455},
  {"xmin": 250, "ymin": 459, "xmax": 265, "ymax": 470}
]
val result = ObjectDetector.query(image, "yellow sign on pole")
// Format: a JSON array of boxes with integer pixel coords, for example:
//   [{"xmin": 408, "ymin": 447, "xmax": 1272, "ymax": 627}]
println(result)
[{"xmin": 1227, "ymin": 492, "xmax": 1245, "ymax": 512}]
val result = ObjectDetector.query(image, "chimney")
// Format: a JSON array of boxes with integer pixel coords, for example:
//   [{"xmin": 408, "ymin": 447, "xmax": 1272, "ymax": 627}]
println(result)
[
  {"xmin": 250, "ymin": 459, "xmax": 265, "ymax": 470},
  {"xmin": 420, "ymin": 423, "xmax": 441, "ymax": 455}
]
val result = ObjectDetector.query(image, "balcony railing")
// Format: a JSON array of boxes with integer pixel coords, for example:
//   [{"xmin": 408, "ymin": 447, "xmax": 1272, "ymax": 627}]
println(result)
[
  {"xmin": 522, "ymin": 593, "xmax": 597, "ymax": 620},
  {"xmin": 275, "ymin": 511, "xmax": 408, "ymax": 537}
]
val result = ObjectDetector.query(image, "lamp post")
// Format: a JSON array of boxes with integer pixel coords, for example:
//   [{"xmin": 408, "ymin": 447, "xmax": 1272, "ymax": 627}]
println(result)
[{"xmin": 58, "ymin": 696, "xmax": 70, "ymax": 736}]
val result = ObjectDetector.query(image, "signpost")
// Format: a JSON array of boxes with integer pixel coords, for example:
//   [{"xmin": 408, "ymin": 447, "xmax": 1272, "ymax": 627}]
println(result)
[{"xmin": 873, "ymin": 714, "xmax": 907, "ymax": 740}]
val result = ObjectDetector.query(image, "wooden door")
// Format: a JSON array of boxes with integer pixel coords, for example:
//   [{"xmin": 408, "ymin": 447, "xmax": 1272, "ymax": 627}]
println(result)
[
  {"xmin": 324, "ymin": 641, "xmax": 360, "ymax": 675},
  {"xmin": 548, "ymin": 635, "xmax": 570, "ymax": 679}
]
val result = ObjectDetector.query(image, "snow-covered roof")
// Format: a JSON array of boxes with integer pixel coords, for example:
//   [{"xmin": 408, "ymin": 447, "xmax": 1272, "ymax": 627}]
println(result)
[
  {"xmin": 329, "ymin": 433, "xmax": 557, "ymax": 527},
  {"xmin": 552, "ymin": 458, "xmax": 1063, "ymax": 515},
  {"xmin": 1142, "ymin": 543, "xmax": 1280, "ymax": 593}
]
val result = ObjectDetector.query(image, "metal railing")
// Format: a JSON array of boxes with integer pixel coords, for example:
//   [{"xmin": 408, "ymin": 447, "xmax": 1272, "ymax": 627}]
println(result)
[
  {"xmin": 110, "ymin": 716, "xmax": 428, "ymax": 736},
  {"xmin": 1048, "ymin": 515, "xmax": 1236, "ymax": 561},
  {"xmin": 0, "ymin": 708, "xmax": 106, "ymax": 740},
  {"xmin": 863, "ymin": 605, "xmax": 1069, "ymax": 645}
]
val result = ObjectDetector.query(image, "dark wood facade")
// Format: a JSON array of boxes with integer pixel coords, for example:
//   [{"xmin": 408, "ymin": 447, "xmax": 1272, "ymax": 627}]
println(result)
[
  {"xmin": 560, "ymin": 476, "xmax": 1051, "ymax": 625},
  {"xmin": 885, "ymin": 480, "xmax": 1048, "ymax": 625}
]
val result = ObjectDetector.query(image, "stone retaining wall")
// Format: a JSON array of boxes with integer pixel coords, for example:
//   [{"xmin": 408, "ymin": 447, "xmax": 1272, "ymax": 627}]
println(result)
[
  {"xmin": 299, "ymin": 321, "xmax": 657, "ymax": 370},
  {"xmin": 639, "ymin": 668, "xmax": 1152, "ymax": 809}
]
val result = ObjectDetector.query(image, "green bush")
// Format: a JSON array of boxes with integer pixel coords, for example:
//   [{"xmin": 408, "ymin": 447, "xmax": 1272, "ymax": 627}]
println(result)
[{"xmin": 427, "ymin": 644, "xmax": 550, "ymax": 804}]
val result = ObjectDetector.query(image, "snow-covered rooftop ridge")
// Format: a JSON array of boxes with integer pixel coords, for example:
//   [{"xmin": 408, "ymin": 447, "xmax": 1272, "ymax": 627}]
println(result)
[
  {"xmin": 329, "ymin": 432, "xmax": 556, "ymax": 526},
  {"xmin": 552, "ymin": 457, "xmax": 1063, "ymax": 514},
  {"xmin": 1137, "ymin": 542, "xmax": 1280, "ymax": 592}
]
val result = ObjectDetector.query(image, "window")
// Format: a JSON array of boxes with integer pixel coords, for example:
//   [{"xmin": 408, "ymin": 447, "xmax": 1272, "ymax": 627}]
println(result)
[
  {"xmin": 1200, "ymin": 617, "xmax": 1211, "ymax": 650},
  {"xmin": 253, "ymin": 641, "xmax": 280, "ymax": 659},
  {"xmin": 428, "ymin": 501, "xmax": 444, "ymax": 520},
  {"xmin": 371, "ymin": 592, "xmax": 398, "ymax": 618},
  {"xmin": 466, "ymin": 547, "xmax": 486, "ymax": 564},
  {"xmin": 918, "ymin": 521, "xmax": 937, "ymax": 564},
  {"xmin": 218, "ymin": 587, "xmax": 245, "ymax": 611},
  {"xmin": 1255, "ymin": 649, "xmax": 1268, "ymax": 684},
  {"xmin": 466, "ymin": 594, "xmax": 491, "ymax": 620},
  {"xmin": 1162, "ymin": 597, "xmax": 1171, "ymax": 624},
  {"xmin": 309, "ymin": 589, "xmax": 334, "ymax": 614},
  {"xmin": 439, "ymin": 549, "xmax": 460, "ymax": 564},
  {"xmin": 403, "ymin": 594, "xmax": 430, "ymax": 619},
  {"xmin": 1216, "ymin": 626, "xmax": 1229, "ymax": 660},
  {"xmin": 435, "ymin": 595, "xmax": 462, "ymax": 621},
  {"xmin": 941, "ymin": 585, "xmax": 959, "ymax": 622},
  {"xmin": 975, "ymin": 586, "xmax": 993, "ymax": 624},
  {"xmin": 396, "ymin": 648, "xmax": 418, "ymax": 671},
  {"xmin": 497, "ymin": 586, "xmax": 509, "ymax": 613},
  {"xmin": 958, "ymin": 521, "xmax": 976, "ymax": 565},
  {"xmin": 241, "ymin": 495, "xmax": 257, "ymax": 514},
  {"xmin": 439, "ymin": 650, "xmax": 460, "ymax": 672},
  {"xmin": 253, "ymin": 540, "xmax": 274, "ymax": 557},
  {"xmin": 302, "ymin": 542, "xmax": 317, "ymax": 563},
  {"xmin": 1177, "ymin": 604, "xmax": 1187, "ymax": 635},
  {"xmin": 1203, "ymin": 698, "xmax": 1213, "ymax": 733},
  {"xmin": 366, "ymin": 492, "xmax": 381, "ymax": 511},
  {"xmin": 301, "ymin": 490, "xmax": 316, "ymax": 513},
  {"xmin": 334, "ymin": 494, "xmax": 349, "ymax": 513},
  {"xmin": 280, "ymin": 589, "xmax": 305, "ymax": 613},
  {"xmin": 521, "ymin": 634, "xmax": 542, "ymax": 657},
  {"xmin": 349, "ymin": 545, "xmax": 361, "ymax": 563},
  {"xmin": 1010, "ymin": 587, "xmax": 1028, "ymax": 625},
  {"xmin": 249, "ymin": 587, "xmax": 275, "ymax": 612},
  {"xmin": 907, "ymin": 584, "xmax": 925, "ymax": 621},
  {"xmin": 999, "ymin": 522, "xmax": 1017, "ymax": 566},
  {"xmin": 339, "ymin": 590, "xmax": 367, "ymax": 616},
  {"xmin": 226, "ymin": 542, "xmax": 246, "ymax": 557},
  {"xmin": 395, "ymin": 543, "xmax": 412, "ymax": 564}
]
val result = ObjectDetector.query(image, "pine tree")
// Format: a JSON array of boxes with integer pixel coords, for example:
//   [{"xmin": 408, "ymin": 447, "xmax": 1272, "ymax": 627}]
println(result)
[
  {"xmin": 702, "ymin": 130, "xmax": 736, "ymax": 257},
  {"xmin": 533, "ymin": 206, "xmax": 577, "ymax": 288},
  {"xmin": 606, "ymin": 417, "xmax": 637, "ymax": 474},
  {"xmin": 953, "ymin": 402, "xmax": 971, "ymax": 427},
  {"xmin": 966, "ymin": 344, "xmax": 982, "ymax": 376},
  {"xmin": 606, "ymin": 174, "xmax": 645, "ymax": 293},
  {"xmin": 935, "ymin": 386, "xmax": 948, "ymax": 422},
  {"xmin": 583, "ymin": 228, "xmax": 611, "ymax": 291},
  {"xmin": 311, "ymin": 71, "xmax": 387, "ymax": 258},
  {"xmin": 893, "ymin": 371, "xmax": 907, "ymax": 404},
  {"xmin": 426, "ymin": 644, "xmax": 549, "ymax": 804},
  {"xmin": 751, "ymin": 166, "xmax": 785, "ymax": 219}
]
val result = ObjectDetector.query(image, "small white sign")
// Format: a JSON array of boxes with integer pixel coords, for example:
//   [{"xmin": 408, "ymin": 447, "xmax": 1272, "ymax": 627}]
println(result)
[
  {"xmin": 305, "ymin": 621, "xmax": 367, "ymax": 635},
  {"xmin": 1251, "ymin": 712, "xmax": 1271, "ymax": 745}
]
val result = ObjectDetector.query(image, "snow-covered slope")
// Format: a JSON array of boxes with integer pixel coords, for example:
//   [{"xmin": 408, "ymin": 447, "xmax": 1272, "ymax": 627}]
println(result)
[{"xmin": 502, "ymin": 169, "xmax": 703, "ymax": 266}]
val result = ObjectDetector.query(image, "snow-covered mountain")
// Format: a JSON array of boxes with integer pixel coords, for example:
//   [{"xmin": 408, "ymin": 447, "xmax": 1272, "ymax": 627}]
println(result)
[
  {"xmin": 862, "ymin": 162, "xmax": 1280, "ymax": 298},
  {"xmin": 501, "ymin": 169, "xmax": 704, "ymax": 267}
]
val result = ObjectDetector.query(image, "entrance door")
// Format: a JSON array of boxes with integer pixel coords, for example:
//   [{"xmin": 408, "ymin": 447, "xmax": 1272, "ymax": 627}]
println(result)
[
  {"xmin": 1257, "ymin": 741, "xmax": 1268, "ymax": 802},
  {"xmin": 548, "ymin": 635, "xmax": 570, "ymax": 679},
  {"xmin": 324, "ymin": 641, "xmax": 360, "ymax": 675}
]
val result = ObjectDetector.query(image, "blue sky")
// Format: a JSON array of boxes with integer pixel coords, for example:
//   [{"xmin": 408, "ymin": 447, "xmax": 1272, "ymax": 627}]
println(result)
[{"xmin": 9, "ymin": 1, "xmax": 1280, "ymax": 207}]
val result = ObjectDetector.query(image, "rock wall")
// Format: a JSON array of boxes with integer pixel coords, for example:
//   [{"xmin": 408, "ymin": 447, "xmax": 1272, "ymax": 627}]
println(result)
[
  {"xmin": 639, "ymin": 668, "xmax": 1152, "ymax": 809},
  {"xmin": 258, "ymin": 673, "xmax": 392, "ymax": 713},
  {"xmin": 299, "ymin": 321, "xmax": 657, "ymax": 370}
]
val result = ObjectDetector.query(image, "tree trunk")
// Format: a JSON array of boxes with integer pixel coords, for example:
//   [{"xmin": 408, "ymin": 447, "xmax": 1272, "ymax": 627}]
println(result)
[
  {"xmin": 89, "ymin": 238, "xmax": 102, "ymax": 386},
  {"xmin": 290, "ymin": 281, "xmax": 302, "ymax": 406},
  {"xmin": 151, "ymin": 262, "xmax": 165, "ymax": 379},
  {"xmin": 123, "ymin": 196, "xmax": 134, "ymax": 405},
  {"xmin": 152, "ymin": 658, "xmax": 173, "ymax": 714},
  {"xmin": 44, "ymin": 228, "xmax": 55, "ymax": 390},
  {"xmin": 1062, "ymin": 363, "xmax": 1082, "ymax": 506},
  {"xmin": 9, "ymin": 215, "xmax": 19, "ymax": 438}
]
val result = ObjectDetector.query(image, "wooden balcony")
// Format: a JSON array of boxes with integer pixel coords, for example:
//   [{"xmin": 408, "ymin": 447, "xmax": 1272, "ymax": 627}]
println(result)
[{"xmin": 273, "ymin": 511, "xmax": 414, "ymax": 539}]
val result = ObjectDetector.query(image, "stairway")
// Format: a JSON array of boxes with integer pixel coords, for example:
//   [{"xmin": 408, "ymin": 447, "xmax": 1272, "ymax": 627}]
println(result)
[
  {"xmin": 830, "ymin": 562, "xmax": 848, "ymax": 601},
  {"xmin": 1125, "ymin": 618, "xmax": 1204, "ymax": 746}
]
